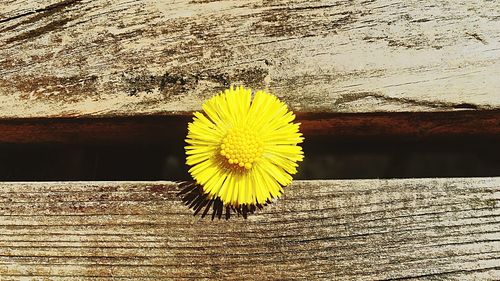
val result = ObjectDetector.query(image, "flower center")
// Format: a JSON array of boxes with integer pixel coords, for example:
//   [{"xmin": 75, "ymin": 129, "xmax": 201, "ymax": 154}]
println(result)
[{"xmin": 220, "ymin": 127, "xmax": 263, "ymax": 170}]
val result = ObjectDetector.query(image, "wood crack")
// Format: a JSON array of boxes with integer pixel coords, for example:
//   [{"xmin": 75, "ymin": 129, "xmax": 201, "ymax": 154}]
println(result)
[
  {"xmin": 0, "ymin": 0, "xmax": 82, "ymax": 38},
  {"xmin": 380, "ymin": 265, "xmax": 500, "ymax": 280},
  {"xmin": 334, "ymin": 92, "xmax": 486, "ymax": 110}
]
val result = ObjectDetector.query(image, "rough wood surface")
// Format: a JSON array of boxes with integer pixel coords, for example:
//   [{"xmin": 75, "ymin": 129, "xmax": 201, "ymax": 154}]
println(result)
[
  {"xmin": 0, "ymin": 178, "xmax": 498, "ymax": 280},
  {"xmin": 1, "ymin": 0, "xmax": 499, "ymax": 118}
]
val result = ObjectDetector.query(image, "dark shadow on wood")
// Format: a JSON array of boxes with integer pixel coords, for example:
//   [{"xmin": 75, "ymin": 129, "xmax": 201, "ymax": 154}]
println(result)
[{"xmin": 177, "ymin": 181, "xmax": 266, "ymax": 220}]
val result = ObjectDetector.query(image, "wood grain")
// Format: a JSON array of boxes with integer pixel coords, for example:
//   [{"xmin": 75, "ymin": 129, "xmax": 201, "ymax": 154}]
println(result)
[
  {"xmin": 1, "ymin": 0, "xmax": 499, "ymax": 118},
  {"xmin": 0, "ymin": 178, "xmax": 498, "ymax": 280}
]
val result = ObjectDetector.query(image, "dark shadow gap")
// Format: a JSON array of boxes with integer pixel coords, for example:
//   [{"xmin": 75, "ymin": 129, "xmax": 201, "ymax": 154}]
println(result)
[
  {"xmin": 0, "ymin": 137, "xmax": 497, "ymax": 181},
  {"xmin": 0, "ymin": 110, "xmax": 498, "ymax": 181}
]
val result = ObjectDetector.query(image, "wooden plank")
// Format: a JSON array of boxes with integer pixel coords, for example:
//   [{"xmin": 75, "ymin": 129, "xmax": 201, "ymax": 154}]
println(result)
[
  {"xmin": 0, "ymin": 110, "xmax": 498, "ymax": 144},
  {"xmin": 1, "ymin": 0, "xmax": 499, "ymax": 118},
  {"xmin": 0, "ymin": 178, "xmax": 498, "ymax": 280},
  {"xmin": 3, "ymin": 110, "xmax": 500, "ymax": 144}
]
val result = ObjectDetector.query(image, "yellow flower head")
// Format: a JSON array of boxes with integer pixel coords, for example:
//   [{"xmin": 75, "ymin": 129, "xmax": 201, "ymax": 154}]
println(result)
[{"xmin": 185, "ymin": 86, "xmax": 304, "ymax": 208}]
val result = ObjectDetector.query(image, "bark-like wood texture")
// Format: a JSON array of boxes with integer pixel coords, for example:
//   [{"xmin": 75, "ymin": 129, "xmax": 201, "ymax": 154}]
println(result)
[
  {"xmin": 1, "ymin": 0, "xmax": 499, "ymax": 118},
  {"xmin": 0, "ymin": 178, "xmax": 498, "ymax": 280}
]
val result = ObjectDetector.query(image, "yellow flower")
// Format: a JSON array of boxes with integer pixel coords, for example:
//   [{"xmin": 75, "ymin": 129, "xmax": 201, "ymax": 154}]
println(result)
[{"xmin": 185, "ymin": 86, "xmax": 304, "ymax": 208}]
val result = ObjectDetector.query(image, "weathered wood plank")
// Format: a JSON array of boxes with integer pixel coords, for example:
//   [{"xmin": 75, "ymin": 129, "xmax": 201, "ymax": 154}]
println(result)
[
  {"xmin": 1, "ymin": 0, "xmax": 499, "ymax": 117},
  {"xmin": 0, "ymin": 178, "xmax": 498, "ymax": 280}
]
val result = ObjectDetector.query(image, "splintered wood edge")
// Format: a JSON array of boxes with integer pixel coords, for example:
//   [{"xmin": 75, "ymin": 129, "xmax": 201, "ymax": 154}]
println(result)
[
  {"xmin": 0, "ymin": 178, "xmax": 498, "ymax": 280},
  {"xmin": 0, "ymin": 0, "xmax": 499, "ymax": 118}
]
